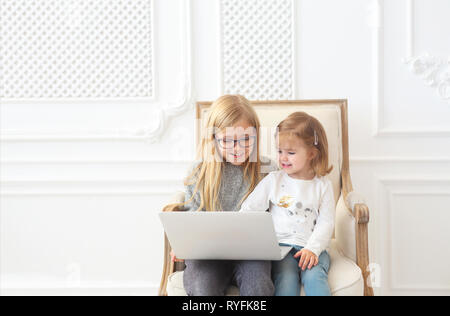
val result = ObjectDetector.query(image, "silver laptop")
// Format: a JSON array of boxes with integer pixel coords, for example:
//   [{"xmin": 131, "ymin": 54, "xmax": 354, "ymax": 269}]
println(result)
[{"xmin": 159, "ymin": 211, "xmax": 292, "ymax": 260}]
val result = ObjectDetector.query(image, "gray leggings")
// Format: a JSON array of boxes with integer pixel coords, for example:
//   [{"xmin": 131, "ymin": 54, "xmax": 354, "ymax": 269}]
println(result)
[{"xmin": 183, "ymin": 259, "xmax": 274, "ymax": 296}]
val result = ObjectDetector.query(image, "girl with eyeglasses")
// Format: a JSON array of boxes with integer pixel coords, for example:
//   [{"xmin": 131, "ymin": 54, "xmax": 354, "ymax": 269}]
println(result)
[{"xmin": 167, "ymin": 94, "xmax": 278, "ymax": 296}]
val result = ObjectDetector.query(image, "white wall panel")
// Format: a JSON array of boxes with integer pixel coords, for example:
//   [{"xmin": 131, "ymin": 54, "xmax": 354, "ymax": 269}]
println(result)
[
  {"xmin": 0, "ymin": 194, "xmax": 168, "ymax": 295},
  {"xmin": 1, "ymin": 0, "xmax": 154, "ymax": 99},
  {"xmin": 390, "ymin": 192, "xmax": 450, "ymax": 292},
  {"xmin": 381, "ymin": 0, "xmax": 450, "ymax": 133},
  {"xmin": 221, "ymin": 0, "xmax": 295, "ymax": 100}
]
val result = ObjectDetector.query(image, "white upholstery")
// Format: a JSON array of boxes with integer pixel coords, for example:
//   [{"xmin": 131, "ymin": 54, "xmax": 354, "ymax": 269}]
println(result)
[
  {"xmin": 166, "ymin": 240, "xmax": 363, "ymax": 296},
  {"xmin": 335, "ymin": 193, "xmax": 357, "ymax": 262}
]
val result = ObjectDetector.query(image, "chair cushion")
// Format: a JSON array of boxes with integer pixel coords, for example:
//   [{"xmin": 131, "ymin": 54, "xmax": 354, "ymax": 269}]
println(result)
[{"xmin": 166, "ymin": 239, "xmax": 363, "ymax": 296}]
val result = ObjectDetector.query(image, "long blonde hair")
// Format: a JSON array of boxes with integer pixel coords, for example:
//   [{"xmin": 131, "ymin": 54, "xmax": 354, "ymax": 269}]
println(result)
[
  {"xmin": 276, "ymin": 111, "xmax": 333, "ymax": 177},
  {"xmin": 165, "ymin": 95, "xmax": 262, "ymax": 212}
]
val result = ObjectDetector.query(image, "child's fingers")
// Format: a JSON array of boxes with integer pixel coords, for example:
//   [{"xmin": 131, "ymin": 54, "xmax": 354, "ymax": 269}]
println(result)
[
  {"xmin": 299, "ymin": 253, "xmax": 309, "ymax": 270},
  {"xmin": 306, "ymin": 256, "xmax": 314, "ymax": 270},
  {"xmin": 170, "ymin": 250, "xmax": 183, "ymax": 262},
  {"xmin": 315, "ymin": 256, "xmax": 319, "ymax": 266},
  {"xmin": 293, "ymin": 250, "xmax": 302, "ymax": 258},
  {"xmin": 298, "ymin": 252, "xmax": 306, "ymax": 268},
  {"xmin": 301, "ymin": 256, "xmax": 310, "ymax": 270},
  {"xmin": 307, "ymin": 256, "xmax": 319, "ymax": 269},
  {"xmin": 307, "ymin": 257, "xmax": 315, "ymax": 270}
]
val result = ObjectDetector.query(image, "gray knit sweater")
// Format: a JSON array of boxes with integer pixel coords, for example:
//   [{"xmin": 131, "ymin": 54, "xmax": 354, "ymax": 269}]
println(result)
[{"xmin": 184, "ymin": 157, "xmax": 278, "ymax": 212}]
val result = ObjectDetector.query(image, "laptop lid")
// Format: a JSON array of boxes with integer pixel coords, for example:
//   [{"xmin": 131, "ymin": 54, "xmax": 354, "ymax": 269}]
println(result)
[{"xmin": 159, "ymin": 211, "xmax": 285, "ymax": 260}]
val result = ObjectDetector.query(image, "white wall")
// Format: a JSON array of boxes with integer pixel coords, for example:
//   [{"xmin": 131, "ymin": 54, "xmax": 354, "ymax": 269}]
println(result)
[{"xmin": 1, "ymin": 0, "xmax": 449, "ymax": 296}]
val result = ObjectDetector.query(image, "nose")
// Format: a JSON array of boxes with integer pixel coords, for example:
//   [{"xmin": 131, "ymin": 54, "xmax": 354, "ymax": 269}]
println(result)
[{"xmin": 279, "ymin": 152, "xmax": 288, "ymax": 161}]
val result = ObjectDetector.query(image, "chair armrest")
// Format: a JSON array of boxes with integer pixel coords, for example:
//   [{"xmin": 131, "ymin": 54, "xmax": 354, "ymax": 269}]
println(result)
[
  {"xmin": 345, "ymin": 191, "xmax": 369, "ymax": 224},
  {"xmin": 159, "ymin": 190, "xmax": 186, "ymax": 296},
  {"xmin": 162, "ymin": 190, "xmax": 185, "ymax": 212},
  {"xmin": 336, "ymin": 188, "xmax": 374, "ymax": 296},
  {"xmin": 336, "ymin": 191, "xmax": 372, "ymax": 256}
]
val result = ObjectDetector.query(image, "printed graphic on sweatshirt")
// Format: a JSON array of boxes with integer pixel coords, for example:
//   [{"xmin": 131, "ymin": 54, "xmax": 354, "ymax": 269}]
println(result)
[
  {"xmin": 277, "ymin": 195, "xmax": 294, "ymax": 208},
  {"xmin": 295, "ymin": 207, "xmax": 318, "ymax": 233},
  {"xmin": 285, "ymin": 199, "xmax": 319, "ymax": 234},
  {"xmin": 276, "ymin": 194, "xmax": 319, "ymax": 235}
]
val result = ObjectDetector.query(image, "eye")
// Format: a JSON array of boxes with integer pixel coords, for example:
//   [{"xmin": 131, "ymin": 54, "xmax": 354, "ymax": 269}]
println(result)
[
  {"xmin": 288, "ymin": 152, "xmax": 296, "ymax": 155},
  {"xmin": 278, "ymin": 150, "xmax": 282, "ymax": 154}
]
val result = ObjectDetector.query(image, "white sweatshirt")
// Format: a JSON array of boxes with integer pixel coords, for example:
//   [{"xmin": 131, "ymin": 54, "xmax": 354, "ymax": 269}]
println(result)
[{"xmin": 239, "ymin": 170, "xmax": 335, "ymax": 256}]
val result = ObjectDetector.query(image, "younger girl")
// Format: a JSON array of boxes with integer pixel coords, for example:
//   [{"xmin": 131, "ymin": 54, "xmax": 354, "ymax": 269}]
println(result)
[
  {"xmin": 239, "ymin": 112, "xmax": 335, "ymax": 296},
  {"xmin": 171, "ymin": 94, "xmax": 278, "ymax": 296}
]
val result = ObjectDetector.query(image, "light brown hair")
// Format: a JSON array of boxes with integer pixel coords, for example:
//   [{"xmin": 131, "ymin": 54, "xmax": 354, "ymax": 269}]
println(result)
[
  {"xmin": 165, "ymin": 95, "xmax": 262, "ymax": 212},
  {"xmin": 276, "ymin": 111, "xmax": 333, "ymax": 177}
]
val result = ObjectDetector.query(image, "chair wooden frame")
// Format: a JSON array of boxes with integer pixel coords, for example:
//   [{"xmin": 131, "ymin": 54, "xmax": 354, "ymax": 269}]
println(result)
[{"xmin": 158, "ymin": 99, "xmax": 374, "ymax": 296}]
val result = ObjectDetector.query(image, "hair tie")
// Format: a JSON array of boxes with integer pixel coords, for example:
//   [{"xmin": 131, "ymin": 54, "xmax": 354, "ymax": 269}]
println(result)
[{"xmin": 314, "ymin": 130, "xmax": 319, "ymax": 146}]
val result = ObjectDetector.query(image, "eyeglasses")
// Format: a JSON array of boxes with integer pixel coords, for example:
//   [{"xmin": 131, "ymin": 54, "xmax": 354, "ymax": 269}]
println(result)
[{"xmin": 214, "ymin": 135, "xmax": 256, "ymax": 149}]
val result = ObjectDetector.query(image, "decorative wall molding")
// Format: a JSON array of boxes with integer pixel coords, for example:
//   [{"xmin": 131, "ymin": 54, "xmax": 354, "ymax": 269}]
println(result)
[
  {"xmin": 370, "ymin": 0, "xmax": 450, "ymax": 137},
  {"xmin": 0, "ymin": 191, "xmax": 176, "ymax": 197},
  {"xmin": 0, "ymin": 178, "xmax": 184, "ymax": 196},
  {"xmin": 0, "ymin": 0, "xmax": 194, "ymax": 143},
  {"xmin": 0, "ymin": 159, "xmax": 195, "ymax": 164},
  {"xmin": 219, "ymin": 0, "xmax": 296, "ymax": 100},
  {"xmin": 388, "ymin": 191, "xmax": 450, "ymax": 291},
  {"xmin": 402, "ymin": 0, "xmax": 450, "ymax": 104},
  {"xmin": 350, "ymin": 156, "xmax": 450, "ymax": 163},
  {"xmin": 2, "ymin": 157, "xmax": 449, "ymax": 166},
  {"xmin": 369, "ymin": 0, "xmax": 384, "ymax": 137},
  {"xmin": 403, "ymin": 53, "xmax": 450, "ymax": 103},
  {"xmin": 376, "ymin": 175, "xmax": 450, "ymax": 293},
  {"xmin": 1, "ymin": 0, "xmax": 155, "ymax": 99}
]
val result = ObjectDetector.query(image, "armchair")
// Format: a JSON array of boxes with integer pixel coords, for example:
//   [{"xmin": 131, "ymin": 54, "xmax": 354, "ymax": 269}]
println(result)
[{"xmin": 159, "ymin": 99, "xmax": 374, "ymax": 296}]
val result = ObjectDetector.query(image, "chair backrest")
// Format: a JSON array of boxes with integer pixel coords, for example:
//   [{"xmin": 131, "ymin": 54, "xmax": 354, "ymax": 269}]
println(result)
[{"xmin": 196, "ymin": 100, "xmax": 349, "ymax": 204}]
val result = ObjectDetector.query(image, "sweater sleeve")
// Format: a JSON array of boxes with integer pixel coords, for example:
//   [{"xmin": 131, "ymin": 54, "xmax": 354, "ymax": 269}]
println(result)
[
  {"xmin": 238, "ymin": 172, "xmax": 273, "ymax": 212},
  {"xmin": 184, "ymin": 182, "xmax": 202, "ymax": 212},
  {"xmin": 304, "ymin": 179, "xmax": 335, "ymax": 257}
]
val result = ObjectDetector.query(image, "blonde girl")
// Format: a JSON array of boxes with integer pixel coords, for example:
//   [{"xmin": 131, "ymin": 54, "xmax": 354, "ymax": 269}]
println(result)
[
  {"xmin": 239, "ymin": 112, "xmax": 335, "ymax": 296},
  {"xmin": 169, "ymin": 94, "xmax": 278, "ymax": 296}
]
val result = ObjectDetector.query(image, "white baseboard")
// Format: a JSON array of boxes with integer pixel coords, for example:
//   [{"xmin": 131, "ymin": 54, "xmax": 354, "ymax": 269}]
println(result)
[{"xmin": 1, "ymin": 284, "xmax": 159, "ymax": 296}]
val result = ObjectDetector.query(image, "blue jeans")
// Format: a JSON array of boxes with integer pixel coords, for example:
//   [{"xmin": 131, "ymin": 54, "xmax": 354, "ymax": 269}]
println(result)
[{"xmin": 272, "ymin": 243, "xmax": 331, "ymax": 296}]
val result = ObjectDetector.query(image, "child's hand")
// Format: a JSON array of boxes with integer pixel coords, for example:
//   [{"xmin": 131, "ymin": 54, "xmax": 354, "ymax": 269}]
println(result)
[
  {"xmin": 293, "ymin": 249, "xmax": 318, "ymax": 271},
  {"xmin": 170, "ymin": 250, "xmax": 184, "ymax": 263}
]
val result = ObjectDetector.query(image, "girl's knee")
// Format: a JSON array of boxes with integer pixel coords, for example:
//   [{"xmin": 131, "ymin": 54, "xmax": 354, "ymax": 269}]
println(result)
[
  {"xmin": 302, "ymin": 265, "xmax": 328, "ymax": 281},
  {"xmin": 184, "ymin": 272, "xmax": 228, "ymax": 296},
  {"xmin": 273, "ymin": 270, "xmax": 299, "ymax": 282},
  {"xmin": 300, "ymin": 267, "xmax": 331, "ymax": 296},
  {"xmin": 184, "ymin": 263, "xmax": 230, "ymax": 296},
  {"xmin": 240, "ymin": 275, "xmax": 274, "ymax": 296},
  {"xmin": 236, "ymin": 261, "xmax": 274, "ymax": 296}
]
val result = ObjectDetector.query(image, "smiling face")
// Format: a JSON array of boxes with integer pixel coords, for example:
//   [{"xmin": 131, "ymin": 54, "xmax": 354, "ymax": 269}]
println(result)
[
  {"xmin": 277, "ymin": 134, "xmax": 317, "ymax": 180},
  {"xmin": 214, "ymin": 119, "xmax": 257, "ymax": 166}
]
